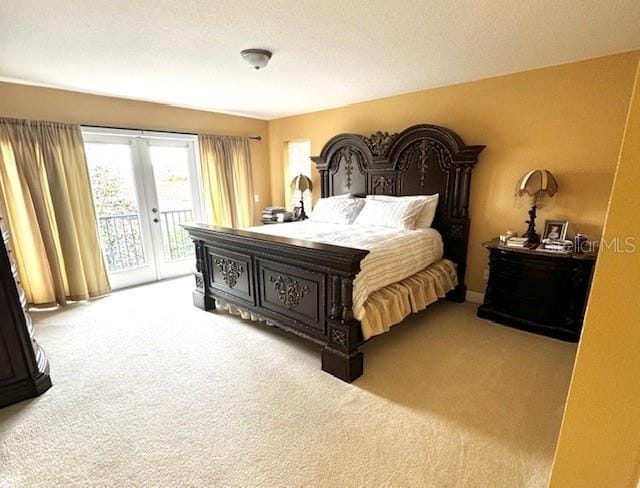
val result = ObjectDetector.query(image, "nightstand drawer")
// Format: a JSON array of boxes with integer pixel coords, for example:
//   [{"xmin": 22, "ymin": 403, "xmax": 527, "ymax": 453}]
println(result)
[
  {"xmin": 479, "ymin": 241, "xmax": 595, "ymax": 341},
  {"xmin": 490, "ymin": 287, "xmax": 570, "ymax": 327}
]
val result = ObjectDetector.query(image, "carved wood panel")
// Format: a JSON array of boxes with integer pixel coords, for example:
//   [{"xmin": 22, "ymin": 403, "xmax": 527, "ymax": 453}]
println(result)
[
  {"xmin": 195, "ymin": 274, "xmax": 204, "ymax": 290},
  {"xmin": 358, "ymin": 131, "xmax": 397, "ymax": 157},
  {"xmin": 269, "ymin": 275, "xmax": 310, "ymax": 309},
  {"xmin": 329, "ymin": 327, "xmax": 347, "ymax": 347},
  {"xmin": 370, "ymin": 174, "xmax": 396, "ymax": 195},
  {"xmin": 206, "ymin": 247, "xmax": 254, "ymax": 305},
  {"xmin": 396, "ymin": 139, "xmax": 449, "ymax": 200},
  {"xmin": 257, "ymin": 258, "xmax": 326, "ymax": 334},
  {"xmin": 215, "ymin": 258, "xmax": 244, "ymax": 289},
  {"xmin": 329, "ymin": 145, "xmax": 366, "ymax": 196}
]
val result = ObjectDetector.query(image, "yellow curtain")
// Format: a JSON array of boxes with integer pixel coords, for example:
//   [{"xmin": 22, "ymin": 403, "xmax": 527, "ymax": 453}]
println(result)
[
  {"xmin": 0, "ymin": 118, "xmax": 111, "ymax": 306},
  {"xmin": 199, "ymin": 135, "xmax": 255, "ymax": 228}
]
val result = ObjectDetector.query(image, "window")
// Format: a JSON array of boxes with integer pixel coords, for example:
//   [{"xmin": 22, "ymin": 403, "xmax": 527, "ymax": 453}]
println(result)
[{"xmin": 287, "ymin": 140, "xmax": 312, "ymax": 211}]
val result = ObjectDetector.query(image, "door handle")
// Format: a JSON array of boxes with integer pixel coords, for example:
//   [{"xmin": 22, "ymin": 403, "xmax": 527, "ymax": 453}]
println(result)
[
  {"xmin": 151, "ymin": 207, "xmax": 158, "ymax": 213},
  {"xmin": 153, "ymin": 218, "xmax": 159, "ymax": 223}
]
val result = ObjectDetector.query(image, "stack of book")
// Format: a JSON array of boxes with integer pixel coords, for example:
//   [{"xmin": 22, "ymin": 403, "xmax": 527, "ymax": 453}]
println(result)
[
  {"xmin": 539, "ymin": 239, "xmax": 573, "ymax": 253},
  {"xmin": 505, "ymin": 236, "xmax": 529, "ymax": 248},
  {"xmin": 262, "ymin": 206, "xmax": 286, "ymax": 223}
]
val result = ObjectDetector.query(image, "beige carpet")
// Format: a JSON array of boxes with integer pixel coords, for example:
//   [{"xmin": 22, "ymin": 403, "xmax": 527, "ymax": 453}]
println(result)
[{"xmin": 0, "ymin": 277, "xmax": 576, "ymax": 487}]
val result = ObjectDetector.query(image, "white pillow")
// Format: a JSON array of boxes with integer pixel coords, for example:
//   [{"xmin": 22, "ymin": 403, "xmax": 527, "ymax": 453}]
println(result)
[
  {"xmin": 353, "ymin": 198, "xmax": 426, "ymax": 230},
  {"xmin": 367, "ymin": 194, "xmax": 439, "ymax": 228},
  {"xmin": 310, "ymin": 197, "xmax": 364, "ymax": 225}
]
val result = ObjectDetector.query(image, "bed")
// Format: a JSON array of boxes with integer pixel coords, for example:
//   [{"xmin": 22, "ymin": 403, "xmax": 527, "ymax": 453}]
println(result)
[
  {"xmin": 245, "ymin": 221, "xmax": 446, "ymax": 338},
  {"xmin": 182, "ymin": 124, "xmax": 484, "ymax": 382}
]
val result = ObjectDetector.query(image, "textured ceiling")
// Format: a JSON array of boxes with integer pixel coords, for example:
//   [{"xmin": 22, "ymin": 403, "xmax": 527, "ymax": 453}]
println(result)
[{"xmin": 1, "ymin": 0, "xmax": 639, "ymax": 119}]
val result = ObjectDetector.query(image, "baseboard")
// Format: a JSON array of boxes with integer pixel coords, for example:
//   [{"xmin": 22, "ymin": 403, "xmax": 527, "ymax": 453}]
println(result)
[{"xmin": 465, "ymin": 290, "xmax": 485, "ymax": 304}]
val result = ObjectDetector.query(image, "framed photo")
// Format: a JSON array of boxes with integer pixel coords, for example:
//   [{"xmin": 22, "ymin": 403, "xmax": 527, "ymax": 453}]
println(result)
[{"xmin": 543, "ymin": 220, "xmax": 568, "ymax": 241}]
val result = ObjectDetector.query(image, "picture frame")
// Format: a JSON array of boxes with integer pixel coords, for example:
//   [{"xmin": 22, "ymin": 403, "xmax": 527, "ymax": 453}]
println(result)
[{"xmin": 542, "ymin": 220, "xmax": 568, "ymax": 241}]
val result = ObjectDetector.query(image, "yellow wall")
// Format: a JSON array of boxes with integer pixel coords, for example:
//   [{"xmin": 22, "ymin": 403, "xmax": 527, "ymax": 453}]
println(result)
[
  {"xmin": 1, "ymin": 53, "xmax": 638, "ymax": 293},
  {"xmin": 267, "ymin": 52, "xmax": 639, "ymax": 292},
  {"xmin": 550, "ymin": 59, "xmax": 640, "ymax": 487},
  {"xmin": 0, "ymin": 82, "xmax": 271, "ymax": 223}
]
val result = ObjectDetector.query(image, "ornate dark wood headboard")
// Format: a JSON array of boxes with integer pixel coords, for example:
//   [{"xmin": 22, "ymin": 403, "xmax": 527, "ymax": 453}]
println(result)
[{"xmin": 311, "ymin": 124, "xmax": 485, "ymax": 300}]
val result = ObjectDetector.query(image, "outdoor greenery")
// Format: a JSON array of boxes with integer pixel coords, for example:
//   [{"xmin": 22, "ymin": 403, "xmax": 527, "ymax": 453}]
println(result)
[
  {"xmin": 89, "ymin": 163, "xmax": 193, "ymax": 272},
  {"xmin": 90, "ymin": 164, "xmax": 136, "ymax": 216}
]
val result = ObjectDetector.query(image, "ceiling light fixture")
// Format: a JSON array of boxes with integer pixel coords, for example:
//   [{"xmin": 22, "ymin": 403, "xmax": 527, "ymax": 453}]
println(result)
[{"xmin": 240, "ymin": 49, "xmax": 272, "ymax": 70}]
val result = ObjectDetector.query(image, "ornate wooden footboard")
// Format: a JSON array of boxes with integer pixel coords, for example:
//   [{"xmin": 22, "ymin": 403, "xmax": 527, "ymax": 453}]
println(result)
[
  {"xmin": 184, "ymin": 123, "xmax": 484, "ymax": 382},
  {"xmin": 183, "ymin": 223, "xmax": 369, "ymax": 382}
]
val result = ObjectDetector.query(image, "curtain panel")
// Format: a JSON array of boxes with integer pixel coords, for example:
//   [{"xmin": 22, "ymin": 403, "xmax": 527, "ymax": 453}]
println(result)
[
  {"xmin": 198, "ymin": 135, "xmax": 255, "ymax": 229},
  {"xmin": 0, "ymin": 118, "xmax": 110, "ymax": 306}
]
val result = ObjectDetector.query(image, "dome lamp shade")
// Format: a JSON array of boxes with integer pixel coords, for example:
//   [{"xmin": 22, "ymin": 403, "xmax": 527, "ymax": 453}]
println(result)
[
  {"xmin": 516, "ymin": 169, "xmax": 559, "ymax": 245},
  {"xmin": 290, "ymin": 174, "xmax": 313, "ymax": 220}
]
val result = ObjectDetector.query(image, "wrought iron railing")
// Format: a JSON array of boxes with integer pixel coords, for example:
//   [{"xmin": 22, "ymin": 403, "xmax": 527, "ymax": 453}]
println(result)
[
  {"xmin": 159, "ymin": 209, "xmax": 194, "ymax": 261},
  {"xmin": 98, "ymin": 210, "xmax": 193, "ymax": 273},
  {"xmin": 98, "ymin": 214, "xmax": 146, "ymax": 273}
]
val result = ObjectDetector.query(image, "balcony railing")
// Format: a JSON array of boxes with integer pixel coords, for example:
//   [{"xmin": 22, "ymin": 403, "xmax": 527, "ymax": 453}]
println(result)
[
  {"xmin": 159, "ymin": 209, "xmax": 194, "ymax": 261},
  {"xmin": 98, "ymin": 214, "xmax": 145, "ymax": 273},
  {"xmin": 98, "ymin": 210, "xmax": 194, "ymax": 273}
]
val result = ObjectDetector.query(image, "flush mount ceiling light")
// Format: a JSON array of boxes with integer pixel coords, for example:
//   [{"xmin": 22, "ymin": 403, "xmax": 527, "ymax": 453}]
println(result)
[{"xmin": 240, "ymin": 49, "xmax": 272, "ymax": 70}]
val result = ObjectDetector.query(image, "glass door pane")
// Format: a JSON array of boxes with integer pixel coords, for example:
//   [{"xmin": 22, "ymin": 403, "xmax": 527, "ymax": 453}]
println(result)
[
  {"xmin": 85, "ymin": 139, "xmax": 157, "ymax": 289},
  {"xmin": 83, "ymin": 130, "xmax": 201, "ymax": 288},
  {"xmin": 146, "ymin": 140, "xmax": 201, "ymax": 279}
]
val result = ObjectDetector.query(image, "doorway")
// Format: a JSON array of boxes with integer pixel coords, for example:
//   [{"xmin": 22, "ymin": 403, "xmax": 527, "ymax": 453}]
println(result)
[{"xmin": 82, "ymin": 128, "xmax": 203, "ymax": 289}]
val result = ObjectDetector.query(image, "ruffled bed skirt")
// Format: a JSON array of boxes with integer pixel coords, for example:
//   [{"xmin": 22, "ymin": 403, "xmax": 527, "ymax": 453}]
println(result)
[
  {"xmin": 216, "ymin": 298, "xmax": 272, "ymax": 324},
  {"xmin": 215, "ymin": 259, "xmax": 458, "ymax": 340},
  {"xmin": 359, "ymin": 259, "xmax": 457, "ymax": 339}
]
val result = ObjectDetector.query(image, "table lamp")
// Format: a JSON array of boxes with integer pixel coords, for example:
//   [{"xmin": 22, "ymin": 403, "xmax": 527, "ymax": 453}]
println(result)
[
  {"xmin": 290, "ymin": 174, "xmax": 313, "ymax": 220},
  {"xmin": 516, "ymin": 169, "xmax": 558, "ymax": 244}
]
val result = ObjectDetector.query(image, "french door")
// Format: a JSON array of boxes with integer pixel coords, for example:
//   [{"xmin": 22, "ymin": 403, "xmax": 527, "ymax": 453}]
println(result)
[{"xmin": 82, "ymin": 129, "xmax": 203, "ymax": 289}]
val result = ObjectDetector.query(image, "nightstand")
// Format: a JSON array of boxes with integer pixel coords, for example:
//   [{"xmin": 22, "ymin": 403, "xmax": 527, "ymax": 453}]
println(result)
[{"xmin": 477, "ymin": 240, "xmax": 596, "ymax": 342}]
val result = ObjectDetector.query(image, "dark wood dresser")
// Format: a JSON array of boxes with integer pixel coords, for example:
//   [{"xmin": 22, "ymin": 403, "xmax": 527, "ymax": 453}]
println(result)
[
  {"xmin": 477, "ymin": 240, "xmax": 596, "ymax": 342},
  {"xmin": 0, "ymin": 217, "xmax": 51, "ymax": 408}
]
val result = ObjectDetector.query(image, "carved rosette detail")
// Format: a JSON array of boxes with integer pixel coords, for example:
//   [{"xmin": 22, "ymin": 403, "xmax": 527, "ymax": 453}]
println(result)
[
  {"xmin": 195, "ymin": 274, "xmax": 204, "ymax": 290},
  {"xmin": 450, "ymin": 224, "xmax": 465, "ymax": 238},
  {"xmin": 270, "ymin": 275, "xmax": 310, "ymax": 309},
  {"xmin": 215, "ymin": 258, "xmax": 244, "ymax": 289},
  {"xmin": 360, "ymin": 131, "xmax": 398, "ymax": 157},
  {"xmin": 373, "ymin": 175, "xmax": 393, "ymax": 193},
  {"xmin": 330, "ymin": 327, "xmax": 347, "ymax": 347}
]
